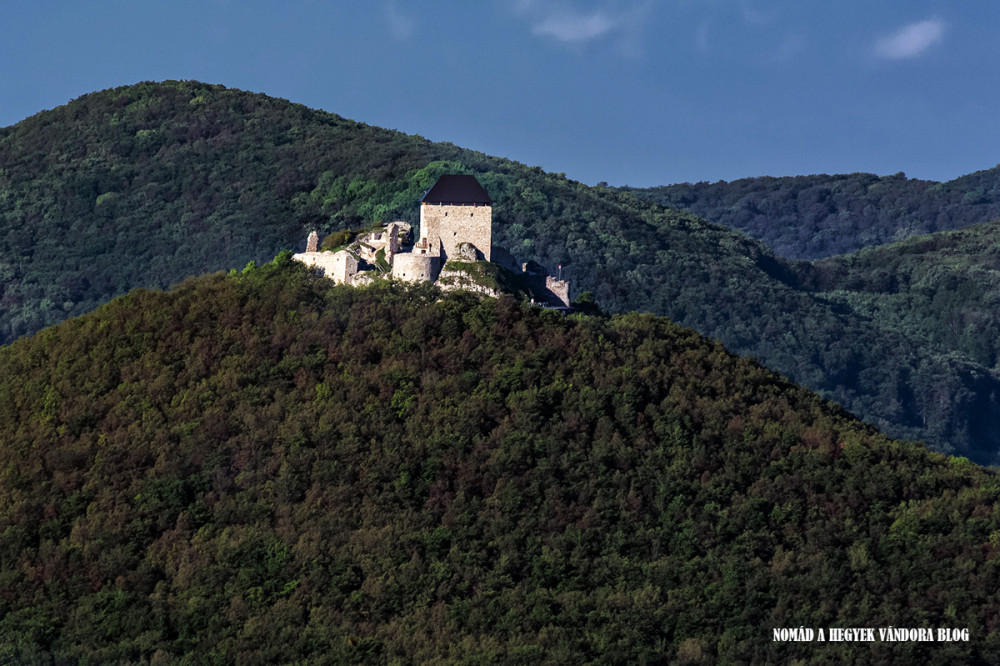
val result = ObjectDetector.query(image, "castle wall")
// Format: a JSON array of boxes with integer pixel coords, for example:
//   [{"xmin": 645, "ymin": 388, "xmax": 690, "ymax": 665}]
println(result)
[
  {"xmin": 545, "ymin": 276, "xmax": 571, "ymax": 307},
  {"xmin": 386, "ymin": 224, "xmax": 400, "ymax": 259},
  {"xmin": 292, "ymin": 250, "xmax": 357, "ymax": 284},
  {"xmin": 392, "ymin": 253, "xmax": 436, "ymax": 282},
  {"xmin": 420, "ymin": 203, "xmax": 492, "ymax": 263},
  {"xmin": 386, "ymin": 221, "xmax": 410, "ymax": 250},
  {"xmin": 290, "ymin": 178, "xmax": 573, "ymax": 304}
]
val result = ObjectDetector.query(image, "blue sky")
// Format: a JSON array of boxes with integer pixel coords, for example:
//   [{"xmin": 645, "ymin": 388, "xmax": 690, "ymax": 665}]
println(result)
[{"xmin": 2, "ymin": 1, "xmax": 998, "ymax": 186}]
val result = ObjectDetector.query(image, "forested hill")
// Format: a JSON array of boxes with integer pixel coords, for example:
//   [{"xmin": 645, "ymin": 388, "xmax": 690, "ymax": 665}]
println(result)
[
  {"xmin": 622, "ymin": 170, "xmax": 1000, "ymax": 260},
  {"xmin": 3, "ymin": 80, "xmax": 1000, "ymax": 463},
  {"xmin": 2, "ymin": 259, "xmax": 1000, "ymax": 663},
  {"xmin": 803, "ymin": 218, "xmax": 1000, "ymax": 371}
]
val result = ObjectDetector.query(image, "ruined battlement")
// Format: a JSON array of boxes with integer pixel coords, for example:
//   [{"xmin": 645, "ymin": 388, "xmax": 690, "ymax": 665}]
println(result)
[
  {"xmin": 292, "ymin": 249, "xmax": 357, "ymax": 283},
  {"xmin": 292, "ymin": 174, "xmax": 569, "ymax": 307}
]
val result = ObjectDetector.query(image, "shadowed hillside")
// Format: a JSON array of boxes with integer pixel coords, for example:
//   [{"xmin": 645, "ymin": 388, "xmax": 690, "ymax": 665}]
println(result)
[
  {"xmin": 624, "ymin": 170, "xmax": 1000, "ymax": 260},
  {"xmin": 2, "ymin": 257, "xmax": 999, "ymax": 663},
  {"xmin": 804, "ymin": 219, "xmax": 1000, "ymax": 372},
  {"xmin": 3, "ymin": 80, "xmax": 1000, "ymax": 462}
]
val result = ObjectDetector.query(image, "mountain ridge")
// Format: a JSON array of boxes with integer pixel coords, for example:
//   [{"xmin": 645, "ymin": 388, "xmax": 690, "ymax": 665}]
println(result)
[
  {"xmin": 622, "ymin": 169, "xmax": 1000, "ymax": 261},
  {"xmin": 3, "ymin": 80, "xmax": 1000, "ymax": 461}
]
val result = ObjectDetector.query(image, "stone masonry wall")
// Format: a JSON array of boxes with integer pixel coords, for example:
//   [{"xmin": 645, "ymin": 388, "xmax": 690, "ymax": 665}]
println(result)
[
  {"xmin": 545, "ymin": 276, "xmax": 571, "ymax": 307},
  {"xmin": 420, "ymin": 203, "xmax": 492, "ymax": 262},
  {"xmin": 292, "ymin": 250, "xmax": 357, "ymax": 284},
  {"xmin": 392, "ymin": 253, "xmax": 436, "ymax": 282}
]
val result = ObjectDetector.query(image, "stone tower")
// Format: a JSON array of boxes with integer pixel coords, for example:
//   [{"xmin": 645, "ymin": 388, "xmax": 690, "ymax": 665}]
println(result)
[
  {"xmin": 419, "ymin": 175, "xmax": 492, "ymax": 263},
  {"xmin": 306, "ymin": 230, "xmax": 319, "ymax": 253}
]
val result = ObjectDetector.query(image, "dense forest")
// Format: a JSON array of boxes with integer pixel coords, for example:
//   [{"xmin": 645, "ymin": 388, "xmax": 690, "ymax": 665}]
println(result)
[
  {"xmin": 803, "ymin": 219, "xmax": 1000, "ymax": 371},
  {"xmin": 2, "ymin": 257, "xmax": 999, "ymax": 663},
  {"xmin": 3, "ymin": 80, "xmax": 1000, "ymax": 463},
  {"xmin": 623, "ymin": 169, "xmax": 1000, "ymax": 260}
]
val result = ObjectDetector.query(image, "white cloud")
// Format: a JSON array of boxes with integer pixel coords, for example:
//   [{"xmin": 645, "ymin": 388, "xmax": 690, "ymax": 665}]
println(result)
[
  {"xmin": 512, "ymin": 1, "xmax": 650, "ymax": 51},
  {"xmin": 875, "ymin": 18, "xmax": 945, "ymax": 60},
  {"xmin": 533, "ymin": 9, "xmax": 616, "ymax": 43},
  {"xmin": 383, "ymin": 2, "xmax": 415, "ymax": 41}
]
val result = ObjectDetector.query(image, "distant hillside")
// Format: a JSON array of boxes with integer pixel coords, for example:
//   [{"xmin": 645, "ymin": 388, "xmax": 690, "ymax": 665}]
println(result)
[
  {"xmin": 3, "ymin": 80, "xmax": 1000, "ymax": 463},
  {"xmin": 623, "ymin": 170, "xmax": 1000, "ymax": 260},
  {"xmin": 803, "ymin": 219, "xmax": 1000, "ymax": 371},
  {"xmin": 2, "ymin": 259, "xmax": 999, "ymax": 663}
]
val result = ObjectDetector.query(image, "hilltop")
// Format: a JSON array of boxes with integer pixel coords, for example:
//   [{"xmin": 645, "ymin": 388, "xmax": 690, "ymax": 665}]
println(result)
[
  {"xmin": 624, "ymin": 170, "xmax": 1000, "ymax": 261},
  {"xmin": 2, "ymin": 258, "xmax": 999, "ymax": 663},
  {"xmin": 3, "ymin": 80, "xmax": 1000, "ymax": 462}
]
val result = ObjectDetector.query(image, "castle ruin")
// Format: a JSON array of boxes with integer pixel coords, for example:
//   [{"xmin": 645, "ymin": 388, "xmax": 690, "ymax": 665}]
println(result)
[{"xmin": 292, "ymin": 174, "xmax": 571, "ymax": 306}]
